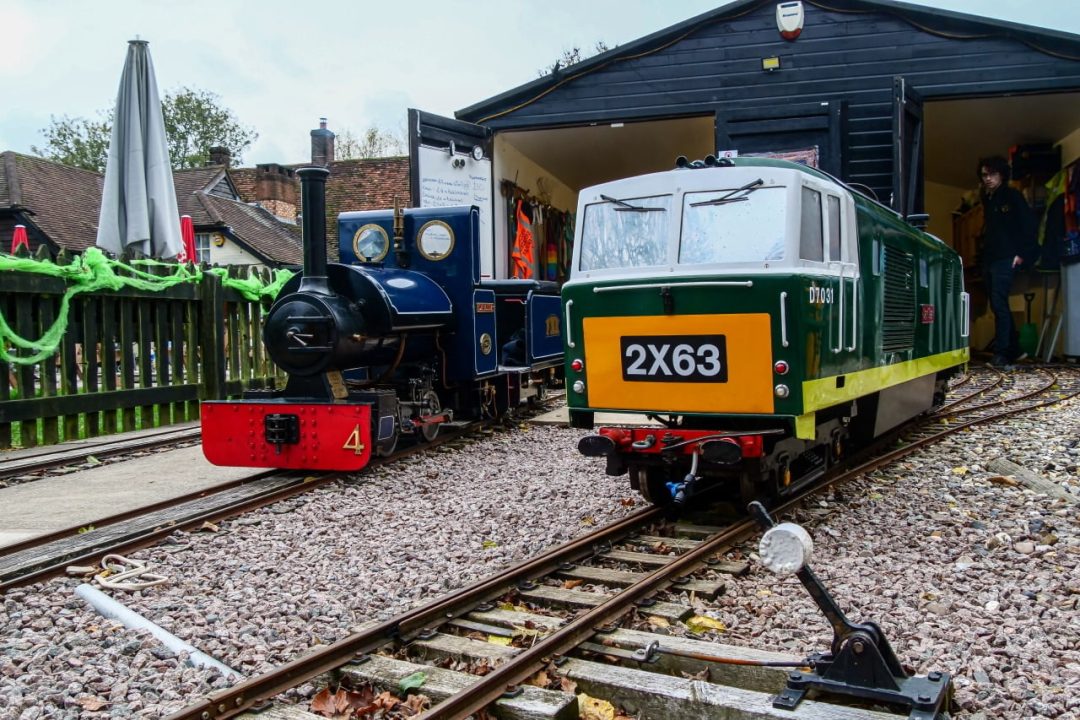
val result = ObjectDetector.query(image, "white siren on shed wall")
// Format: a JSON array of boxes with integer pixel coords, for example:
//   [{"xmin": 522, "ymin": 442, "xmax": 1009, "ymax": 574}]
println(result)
[{"xmin": 776, "ymin": 1, "xmax": 805, "ymax": 41}]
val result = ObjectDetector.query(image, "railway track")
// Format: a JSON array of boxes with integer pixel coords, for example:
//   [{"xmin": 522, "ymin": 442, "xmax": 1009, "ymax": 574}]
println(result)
[
  {"xmin": 0, "ymin": 424, "xmax": 203, "ymax": 483},
  {"xmin": 163, "ymin": 364, "xmax": 1079, "ymax": 720},
  {"xmin": 0, "ymin": 399, "xmax": 561, "ymax": 592}
]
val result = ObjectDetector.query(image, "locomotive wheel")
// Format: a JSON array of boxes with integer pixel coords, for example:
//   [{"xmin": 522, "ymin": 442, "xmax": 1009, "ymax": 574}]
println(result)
[
  {"xmin": 419, "ymin": 390, "xmax": 441, "ymax": 442},
  {"xmin": 631, "ymin": 465, "xmax": 671, "ymax": 506}
]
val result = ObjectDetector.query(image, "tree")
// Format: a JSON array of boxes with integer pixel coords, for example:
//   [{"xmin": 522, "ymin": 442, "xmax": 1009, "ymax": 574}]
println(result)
[
  {"xmin": 161, "ymin": 87, "xmax": 258, "ymax": 168},
  {"xmin": 32, "ymin": 87, "xmax": 258, "ymax": 172},
  {"xmin": 538, "ymin": 42, "xmax": 612, "ymax": 77},
  {"xmin": 335, "ymin": 124, "xmax": 407, "ymax": 160},
  {"xmin": 32, "ymin": 113, "xmax": 111, "ymax": 172}
]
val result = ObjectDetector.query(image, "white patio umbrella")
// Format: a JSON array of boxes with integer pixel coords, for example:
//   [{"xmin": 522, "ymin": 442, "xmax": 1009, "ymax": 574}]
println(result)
[{"xmin": 95, "ymin": 39, "xmax": 183, "ymax": 259}]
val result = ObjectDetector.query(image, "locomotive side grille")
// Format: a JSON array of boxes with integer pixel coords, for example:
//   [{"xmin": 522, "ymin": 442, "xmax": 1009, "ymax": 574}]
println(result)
[
  {"xmin": 943, "ymin": 263, "xmax": 955, "ymax": 296},
  {"xmin": 882, "ymin": 244, "xmax": 915, "ymax": 352}
]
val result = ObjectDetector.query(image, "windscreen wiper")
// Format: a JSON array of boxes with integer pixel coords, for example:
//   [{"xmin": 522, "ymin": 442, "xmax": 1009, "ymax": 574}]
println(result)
[
  {"xmin": 600, "ymin": 194, "xmax": 666, "ymax": 212},
  {"xmin": 689, "ymin": 178, "xmax": 764, "ymax": 207}
]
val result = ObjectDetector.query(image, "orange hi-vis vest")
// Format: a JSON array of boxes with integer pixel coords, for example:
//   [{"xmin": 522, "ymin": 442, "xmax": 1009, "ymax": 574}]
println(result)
[{"xmin": 511, "ymin": 199, "xmax": 534, "ymax": 279}]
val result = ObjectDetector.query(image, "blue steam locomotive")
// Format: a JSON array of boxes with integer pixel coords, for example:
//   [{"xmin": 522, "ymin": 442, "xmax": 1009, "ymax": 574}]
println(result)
[{"xmin": 202, "ymin": 167, "xmax": 562, "ymax": 471}]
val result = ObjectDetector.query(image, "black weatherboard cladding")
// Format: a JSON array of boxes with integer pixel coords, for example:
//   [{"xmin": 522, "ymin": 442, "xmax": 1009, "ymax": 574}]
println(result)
[{"xmin": 459, "ymin": 0, "xmax": 1080, "ymax": 205}]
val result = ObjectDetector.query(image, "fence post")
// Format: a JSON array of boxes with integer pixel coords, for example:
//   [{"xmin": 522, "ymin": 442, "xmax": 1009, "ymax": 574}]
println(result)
[{"xmin": 199, "ymin": 270, "xmax": 226, "ymax": 401}]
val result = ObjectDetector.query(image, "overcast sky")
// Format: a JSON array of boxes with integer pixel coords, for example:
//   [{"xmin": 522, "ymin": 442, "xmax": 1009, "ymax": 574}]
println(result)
[{"xmin": 2, "ymin": 0, "xmax": 1077, "ymax": 167}]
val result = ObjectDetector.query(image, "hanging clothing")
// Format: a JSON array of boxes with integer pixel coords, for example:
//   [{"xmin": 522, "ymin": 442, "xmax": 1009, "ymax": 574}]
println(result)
[
  {"xmin": 511, "ymin": 199, "xmax": 534, "ymax": 279},
  {"xmin": 560, "ymin": 211, "xmax": 574, "ymax": 280}
]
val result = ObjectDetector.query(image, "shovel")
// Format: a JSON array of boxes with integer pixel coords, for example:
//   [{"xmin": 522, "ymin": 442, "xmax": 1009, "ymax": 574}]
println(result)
[{"xmin": 1020, "ymin": 292, "xmax": 1038, "ymax": 359}]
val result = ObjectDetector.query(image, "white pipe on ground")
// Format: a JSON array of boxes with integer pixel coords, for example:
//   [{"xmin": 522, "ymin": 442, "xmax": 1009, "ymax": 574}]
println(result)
[{"xmin": 75, "ymin": 583, "xmax": 240, "ymax": 680}]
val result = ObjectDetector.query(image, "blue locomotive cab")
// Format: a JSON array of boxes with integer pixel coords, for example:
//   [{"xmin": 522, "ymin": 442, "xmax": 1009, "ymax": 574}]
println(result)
[{"xmin": 339, "ymin": 205, "xmax": 562, "ymax": 409}]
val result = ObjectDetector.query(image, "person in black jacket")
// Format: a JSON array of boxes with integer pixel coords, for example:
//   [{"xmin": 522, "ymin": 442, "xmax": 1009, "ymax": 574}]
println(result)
[{"xmin": 977, "ymin": 156, "xmax": 1037, "ymax": 366}]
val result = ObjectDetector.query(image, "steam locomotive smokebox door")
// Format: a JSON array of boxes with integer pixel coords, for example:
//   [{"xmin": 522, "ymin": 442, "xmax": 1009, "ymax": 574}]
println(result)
[{"xmin": 527, "ymin": 291, "xmax": 563, "ymax": 364}]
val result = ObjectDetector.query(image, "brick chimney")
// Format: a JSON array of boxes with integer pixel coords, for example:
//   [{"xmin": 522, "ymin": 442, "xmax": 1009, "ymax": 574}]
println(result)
[
  {"xmin": 208, "ymin": 146, "xmax": 231, "ymax": 167},
  {"xmin": 310, "ymin": 118, "xmax": 335, "ymax": 166},
  {"xmin": 253, "ymin": 164, "xmax": 298, "ymax": 223}
]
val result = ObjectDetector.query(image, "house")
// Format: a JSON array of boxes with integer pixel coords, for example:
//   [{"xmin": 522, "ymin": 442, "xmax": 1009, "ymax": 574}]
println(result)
[
  {"xmin": 0, "ymin": 149, "xmax": 302, "ymax": 267},
  {"xmin": 230, "ymin": 120, "xmax": 411, "ymax": 261}
]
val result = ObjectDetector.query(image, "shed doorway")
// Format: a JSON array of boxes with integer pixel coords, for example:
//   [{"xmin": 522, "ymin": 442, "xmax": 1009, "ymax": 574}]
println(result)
[
  {"xmin": 491, "ymin": 115, "xmax": 715, "ymax": 277},
  {"xmin": 921, "ymin": 91, "xmax": 1080, "ymax": 359}
]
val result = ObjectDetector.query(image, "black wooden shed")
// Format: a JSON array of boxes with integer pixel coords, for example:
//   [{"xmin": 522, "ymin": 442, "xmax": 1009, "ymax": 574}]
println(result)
[
  {"xmin": 409, "ymin": 0, "xmax": 1080, "ymax": 287},
  {"xmin": 404, "ymin": 0, "xmax": 1080, "ymax": 355}
]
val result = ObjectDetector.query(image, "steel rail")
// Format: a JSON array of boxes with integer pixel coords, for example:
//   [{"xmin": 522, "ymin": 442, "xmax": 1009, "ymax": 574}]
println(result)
[
  {"xmin": 931, "ymin": 367, "xmax": 1056, "ymax": 420},
  {"xmin": 930, "ymin": 366, "xmax": 1005, "ymax": 415},
  {"xmin": 165, "ymin": 368, "xmax": 1080, "ymax": 719},
  {"xmin": 164, "ymin": 505, "xmax": 664, "ymax": 720},
  {"xmin": 0, "ymin": 471, "xmax": 337, "ymax": 591},
  {"xmin": 0, "ymin": 426, "xmax": 202, "ymax": 480},
  {"xmin": 0, "ymin": 407, "xmax": 553, "ymax": 590},
  {"xmin": 835, "ymin": 367, "xmax": 1080, "ymax": 486},
  {"xmin": 0, "ymin": 469, "xmax": 279, "ymax": 557},
  {"xmin": 415, "ymin": 515, "xmax": 753, "ymax": 720}
]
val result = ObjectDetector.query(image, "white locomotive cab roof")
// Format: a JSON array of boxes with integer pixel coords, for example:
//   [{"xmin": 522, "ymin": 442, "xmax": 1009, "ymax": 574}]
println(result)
[{"xmin": 568, "ymin": 165, "xmax": 851, "ymax": 282}]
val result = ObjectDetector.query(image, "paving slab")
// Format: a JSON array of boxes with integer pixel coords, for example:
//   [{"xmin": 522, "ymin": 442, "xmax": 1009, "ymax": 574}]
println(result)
[
  {"xmin": 530, "ymin": 406, "xmax": 662, "ymax": 426},
  {"xmin": 0, "ymin": 446, "xmax": 253, "ymax": 548}
]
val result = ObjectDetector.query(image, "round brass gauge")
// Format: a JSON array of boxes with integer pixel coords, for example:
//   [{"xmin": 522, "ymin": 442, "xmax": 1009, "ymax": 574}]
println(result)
[
  {"xmin": 479, "ymin": 333, "xmax": 493, "ymax": 355},
  {"xmin": 352, "ymin": 224, "xmax": 390, "ymax": 263},
  {"xmin": 417, "ymin": 220, "xmax": 455, "ymax": 261}
]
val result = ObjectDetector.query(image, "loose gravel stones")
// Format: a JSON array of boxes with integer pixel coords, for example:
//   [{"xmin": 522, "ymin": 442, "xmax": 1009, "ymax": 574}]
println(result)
[
  {"xmin": 0, "ymin": 425, "xmax": 640, "ymax": 718},
  {"xmin": 704, "ymin": 391, "xmax": 1080, "ymax": 720},
  {"xmin": 2, "ymin": 372, "xmax": 1079, "ymax": 719}
]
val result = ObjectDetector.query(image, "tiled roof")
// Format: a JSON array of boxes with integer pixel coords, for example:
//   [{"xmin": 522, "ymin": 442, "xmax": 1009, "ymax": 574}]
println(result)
[
  {"xmin": 228, "ymin": 167, "xmax": 258, "ymax": 202},
  {"xmin": 200, "ymin": 194, "xmax": 302, "ymax": 265},
  {"xmin": 230, "ymin": 156, "xmax": 410, "ymax": 262},
  {"xmin": 173, "ymin": 165, "xmax": 225, "ymax": 201},
  {"xmin": 0, "ymin": 152, "xmax": 104, "ymax": 251},
  {"xmin": 0, "ymin": 151, "xmax": 300, "ymax": 264}
]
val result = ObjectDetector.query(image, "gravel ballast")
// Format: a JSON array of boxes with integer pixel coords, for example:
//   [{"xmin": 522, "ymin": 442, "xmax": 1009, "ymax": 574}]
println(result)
[
  {"xmin": 1, "ymin": 425, "xmax": 640, "ymax": 718},
  {"xmin": 706, "ymin": 394, "xmax": 1080, "ymax": 720},
  {"xmin": 2, "ymin": 376, "xmax": 1079, "ymax": 719}
]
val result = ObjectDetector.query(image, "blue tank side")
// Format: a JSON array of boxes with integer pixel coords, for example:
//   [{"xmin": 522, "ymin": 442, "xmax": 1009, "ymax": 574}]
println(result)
[{"xmin": 527, "ymin": 293, "xmax": 563, "ymax": 362}]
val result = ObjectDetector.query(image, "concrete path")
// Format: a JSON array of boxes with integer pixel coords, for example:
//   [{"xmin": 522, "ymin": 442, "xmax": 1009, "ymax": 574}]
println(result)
[{"xmin": 0, "ymin": 446, "xmax": 253, "ymax": 549}]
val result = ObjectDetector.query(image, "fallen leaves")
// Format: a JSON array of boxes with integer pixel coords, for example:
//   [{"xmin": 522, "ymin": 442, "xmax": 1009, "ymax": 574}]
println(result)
[
  {"xmin": 578, "ymin": 693, "xmax": 616, "ymax": 720},
  {"xmin": 310, "ymin": 685, "xmax": 431, "ymax": 719},
  {"xmin": 988, "ymin": 475, "xmax": 1019, "ymax": 486},
  {"xmin": 685, "ymin": 615, "xmax": 727, "ymax": 635},
  {"xmin": 398, "ymin": 671, "xmax": 427, "ymax": 693},
  {"xmin": 77, "ymin": 697, "xmax": 108, "ymax": 711}
]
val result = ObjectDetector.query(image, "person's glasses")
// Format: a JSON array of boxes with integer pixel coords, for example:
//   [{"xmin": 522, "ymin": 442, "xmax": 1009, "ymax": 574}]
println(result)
[{"xmin": 981, "ymin": 171, "xmax": 998, "ymax": 179}]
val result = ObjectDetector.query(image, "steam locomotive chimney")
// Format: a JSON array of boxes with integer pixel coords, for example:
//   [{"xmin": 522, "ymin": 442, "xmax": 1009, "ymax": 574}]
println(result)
[{"xmin": 297, "ymin": 166, "xmax": 331, "ymax": 295}]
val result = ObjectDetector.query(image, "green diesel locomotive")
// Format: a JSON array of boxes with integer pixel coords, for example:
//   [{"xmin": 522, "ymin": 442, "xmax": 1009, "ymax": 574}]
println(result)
[{"xmin": 565, "ymin": 157, "xmax": 969, "ymax": 507}]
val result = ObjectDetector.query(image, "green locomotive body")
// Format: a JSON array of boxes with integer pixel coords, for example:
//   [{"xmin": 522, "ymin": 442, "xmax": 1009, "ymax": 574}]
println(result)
[{"xmin": 564, "ymin": 158, "xmax": 969, "ymax": 505}]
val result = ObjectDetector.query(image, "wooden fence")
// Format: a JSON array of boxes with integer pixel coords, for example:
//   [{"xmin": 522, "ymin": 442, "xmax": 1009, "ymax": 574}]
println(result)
[{"xmin": 0, "ymin": 254, "xmax": 285, "ymax": 450}]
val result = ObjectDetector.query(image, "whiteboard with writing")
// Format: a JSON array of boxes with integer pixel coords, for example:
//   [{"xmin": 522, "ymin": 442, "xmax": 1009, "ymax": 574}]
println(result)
[{"xmin": 418, "ymin": 145, "xmax": 493, "ymax": 277}]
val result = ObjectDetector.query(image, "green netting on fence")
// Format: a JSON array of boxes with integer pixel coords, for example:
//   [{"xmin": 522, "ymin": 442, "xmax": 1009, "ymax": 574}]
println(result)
[{"xmin": 0, "ymin": 249, "xmax": 294, "ymax": 366}]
